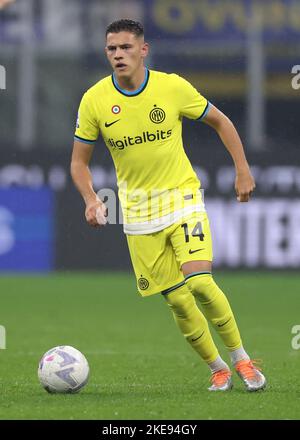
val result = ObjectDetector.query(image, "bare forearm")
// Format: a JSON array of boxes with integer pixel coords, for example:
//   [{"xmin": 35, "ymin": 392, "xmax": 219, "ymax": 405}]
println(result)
[
  {"xmin": 70, "ymin": 162, "xmax": 98, "ymax": 205},
  {"xmin": 204, "ymin": 105, "xmax": 255, "ymax": 201},
  {"xmin": 216, "ymin": 117, "xmax": 255, "ymax": 201},
  {"xmin": 70, "ymin": 141, "xmax": 107, "ymax": 226},
  {"xmin": 216, "ymin": 117, "xmax": 250, "ymax": 174}
]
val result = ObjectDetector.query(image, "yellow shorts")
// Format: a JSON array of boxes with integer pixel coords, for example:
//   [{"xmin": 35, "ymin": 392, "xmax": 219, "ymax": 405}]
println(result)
[{"xmin": 126, "ymin": 211, "xmax": 213, "ymax": 297}]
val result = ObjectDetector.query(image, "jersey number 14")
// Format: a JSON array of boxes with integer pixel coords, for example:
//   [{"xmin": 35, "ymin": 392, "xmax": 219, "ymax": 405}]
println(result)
[{"xmin": 181, "ymin": 222, "xmax": 204, "ymax": 243}]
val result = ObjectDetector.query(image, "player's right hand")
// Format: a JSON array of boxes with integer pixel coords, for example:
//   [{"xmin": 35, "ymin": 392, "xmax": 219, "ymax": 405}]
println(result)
[{"xmin": 85, "ymin": 199, "xmax": 107, "ymax": 227}]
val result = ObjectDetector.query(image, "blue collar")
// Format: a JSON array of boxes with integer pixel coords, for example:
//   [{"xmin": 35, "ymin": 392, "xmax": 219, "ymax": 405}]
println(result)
[{"xmin": 112, "ymin": 68, "xmax": 149, "ymax": 97}]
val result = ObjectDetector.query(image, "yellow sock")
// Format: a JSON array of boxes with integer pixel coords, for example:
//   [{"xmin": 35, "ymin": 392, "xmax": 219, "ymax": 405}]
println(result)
[
  {"xmin": 185, "ymin": 273, "xmax": 242, "ymax": 351},
  {"xmin": 163, "ymin": 284, "xmax": 219, "ymax": 363}
]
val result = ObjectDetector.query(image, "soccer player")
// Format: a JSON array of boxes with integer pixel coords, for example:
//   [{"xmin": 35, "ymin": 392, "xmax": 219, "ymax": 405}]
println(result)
[{"xmin": 71, "ymin": 19, "xmax": 266, "ymax": 392}]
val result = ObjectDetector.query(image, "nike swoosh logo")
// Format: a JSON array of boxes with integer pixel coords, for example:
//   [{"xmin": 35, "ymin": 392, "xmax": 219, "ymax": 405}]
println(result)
[
  {"xmin": 191, "ymin": 331, "xmax": 205, "ymax": 342},
  {"xmin": 105, "ymin": 119, "xmax": 120, "ymax": 128},
  {"xmin": 218, "ymin": 317, "xmax": 232, "ymax": 327},
  {"xmin": 189, "ymin": 248, "xmax": 204, "ymax": 254}
]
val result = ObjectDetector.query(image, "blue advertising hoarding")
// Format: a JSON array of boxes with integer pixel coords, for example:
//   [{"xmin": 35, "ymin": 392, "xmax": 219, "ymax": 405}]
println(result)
[
  {"xmin": 145, "ymin": 0, "xmax": 300, "ymax": 41},
  {"xmin": 0, "ymin": 188, "xmax": 54, "ymax": 271},
  {"xmin": 1, "ymin": 1, "xmax": 300, "ymax": 45}
]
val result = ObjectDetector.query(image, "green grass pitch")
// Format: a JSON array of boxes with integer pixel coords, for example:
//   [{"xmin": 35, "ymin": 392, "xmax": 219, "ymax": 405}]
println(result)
[{"xmin": 0, "ymin": 271, "xmax": 299, "ymax": 420}]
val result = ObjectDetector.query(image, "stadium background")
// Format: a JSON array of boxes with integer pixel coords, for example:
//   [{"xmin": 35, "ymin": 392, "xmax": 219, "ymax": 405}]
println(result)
[
  {"xmin": 1, "ymin": 0, "xmax": 300, "ymax": 271},
  {"xmin": 0, "ymin": 0, "xmax": 300, "ymax": 421}
]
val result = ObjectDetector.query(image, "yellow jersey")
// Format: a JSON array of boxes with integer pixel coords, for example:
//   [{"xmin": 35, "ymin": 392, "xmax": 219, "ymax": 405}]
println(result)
[{"xmin": 75, "ymin": 68, "xmax": 210, "ymax": 234}]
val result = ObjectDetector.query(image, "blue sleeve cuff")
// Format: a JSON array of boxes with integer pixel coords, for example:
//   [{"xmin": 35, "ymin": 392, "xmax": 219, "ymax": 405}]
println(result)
[
  {"xmin": 74, "ymin": 135, "xmax": 97, "ymax": 145},
  {"xmin": 197, "ymin": 101, "xmax": 211, "ymax": 121}
]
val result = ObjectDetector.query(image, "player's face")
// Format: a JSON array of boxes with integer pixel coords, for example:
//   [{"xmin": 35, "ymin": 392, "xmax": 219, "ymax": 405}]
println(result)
[{"xmin": 105, "ymin": 31, "xmax": 148, "ymax": 79}]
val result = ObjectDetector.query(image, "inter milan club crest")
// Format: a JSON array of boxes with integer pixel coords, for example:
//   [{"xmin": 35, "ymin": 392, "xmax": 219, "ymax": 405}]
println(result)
[
  {"xmin": 112, "ymin": 105, "xmax": 121, "ymax": 114},
  {"xmin": 149, "ymin": 105, "xmax": 166, "ymax": 124},
  {"xmin": 138, "ymin": 276, "xmax": 149, "ymax": 290}
]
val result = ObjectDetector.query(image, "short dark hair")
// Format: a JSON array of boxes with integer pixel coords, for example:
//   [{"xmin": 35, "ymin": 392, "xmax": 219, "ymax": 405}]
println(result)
[{"xmin": 106, "ymin": 19, "xmax": 144, "ymax": 38}]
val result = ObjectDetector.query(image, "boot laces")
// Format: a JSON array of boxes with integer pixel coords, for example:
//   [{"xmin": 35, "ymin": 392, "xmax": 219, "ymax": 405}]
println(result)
[
  {"xmin": 211, "ymin": 369, "xmax": 231, "ymax": 386},
  {"xmin": 235, "ymin": 359, "xmax": 262, "ymax": 380}
]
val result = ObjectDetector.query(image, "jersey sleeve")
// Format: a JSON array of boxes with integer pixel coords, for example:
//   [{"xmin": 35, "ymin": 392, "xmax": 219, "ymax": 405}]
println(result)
[
  {"xmin": 174, "ymin": 74, "xmax": 211, "ymax": 121},
  {"xmin": 74, "ymin": 92, "xmax": 99, "ymax": 144}
]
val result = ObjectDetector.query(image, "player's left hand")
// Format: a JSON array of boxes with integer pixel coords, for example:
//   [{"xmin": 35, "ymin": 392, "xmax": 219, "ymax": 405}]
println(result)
[
  {"xmin": 0, "ymin": 0, "xmax": 15, "ymax": 9},
  {"xmin": 235, "ymin": 170, "xmax": 256, "ymax": 202}
]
